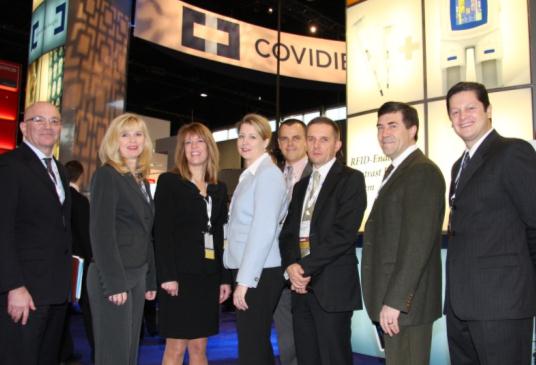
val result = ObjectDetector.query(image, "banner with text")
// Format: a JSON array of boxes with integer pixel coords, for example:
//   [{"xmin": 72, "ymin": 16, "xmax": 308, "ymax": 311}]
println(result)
[{"xmin": 134, "ymin": 0, "xmax": 346, "ymax": 84}]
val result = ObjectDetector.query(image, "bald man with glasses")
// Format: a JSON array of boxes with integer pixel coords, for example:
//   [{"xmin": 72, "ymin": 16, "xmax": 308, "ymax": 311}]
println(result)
[{"xmin": 0, "ymin": 101, "xmax": 72, "ymax": 365}]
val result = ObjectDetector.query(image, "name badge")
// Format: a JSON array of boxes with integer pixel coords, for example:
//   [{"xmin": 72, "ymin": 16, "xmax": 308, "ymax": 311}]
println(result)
[
  {"xmin": 299, "ymin": 237, "xmax": 310, "ymax": 258},
  {"xmin": 204, "ymin": 232, "xmax": 215, "ymax": 260}
]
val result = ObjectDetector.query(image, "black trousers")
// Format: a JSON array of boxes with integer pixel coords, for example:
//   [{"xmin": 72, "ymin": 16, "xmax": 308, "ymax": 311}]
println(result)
[
  {"xmin": 233, "ymin": 267, "xmax": 284, "ymax": 365},
  {"xmin": 447, "ymin": 303, "xmax": 533, "ymax": 365},
  {"xmin": 292, "ymin": 291, "xmax": 353, "ymax": 365},
  {"xmin": 0, "ymin": 302, "xmax": 67, "ymax": 365}
]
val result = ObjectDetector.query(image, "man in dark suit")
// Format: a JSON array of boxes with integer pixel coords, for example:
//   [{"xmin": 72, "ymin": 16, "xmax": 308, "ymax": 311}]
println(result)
[
  {"xmin": 64, "ymin": 160, "xmax": 94, "ymax": 359},
  {"xmin": 445, "ymin": 81, "xmax": 536, "ymax": 365},
  {"xmin": 274, "ymin": 118, "xmax": 311, "ymax": 365},
  {"xmin": 362, "ymin": 102, "xmax": 445, "ymax": 365},
  {"xmin": 0, "ymin": 101, "xmax": 72, "ymax": 364},
  {"xmin": 279, "ymin": 117, "xmax": 366, "ymax": 365}
]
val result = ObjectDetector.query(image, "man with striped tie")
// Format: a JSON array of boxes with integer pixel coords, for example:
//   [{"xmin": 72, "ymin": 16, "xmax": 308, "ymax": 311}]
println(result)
[
  {"xmin": 0, "ymin": 102, "xmax": 72, "ymax": 365},
  {"xmin": 445, "ymin": 82, "xmax": 536, "ymax": 365}
]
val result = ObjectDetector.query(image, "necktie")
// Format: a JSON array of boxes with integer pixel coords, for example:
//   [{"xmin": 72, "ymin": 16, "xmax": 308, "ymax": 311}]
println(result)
[
  {"xmin": 43, "ymin": 157, "xmax": 57, "ymax": 184},
  {"xmin": 382, "ymin": 164, "xmax": 394, "ymax": 182},
  {"xmin": 302, "ymin": 170, "xmax": 320, "ymax": 221},
  {"xmin": 285, "ymin": 165, "xmax": 294, "ymax": 189},
  {"xmin": 139, "ymin": 180, "xmax": 151, "ymax": 203},
  {"xmin": 454, "ymin": 151, "xmax": 470, "ymax": 189}
]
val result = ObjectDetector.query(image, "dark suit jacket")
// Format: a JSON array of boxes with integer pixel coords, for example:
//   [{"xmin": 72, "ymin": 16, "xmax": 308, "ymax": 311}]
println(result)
[
  {"xmin": 153, "ymin": 173, "xmax": 230, "ymax": 283},
  {"xmin": 0, "ymin": 143, "xmax": 72, "ymax": 305},
  {"xmin": 362, "ymin": 149, "xmax": 445, "ymax": 326},
  {"xmin": 70, "ymin": 187, "xmax": 91, "ymax": 261},
  {"xmin": 89, "ymin": 164, "xmax": 156, "ymax": 296},
  {"xmin": 447, "ymin": 130, "xmax": 536, "ymax": 320},
  {"xmin": 279, "ymin": 161, "xmax": 367, "ymax": 312}
]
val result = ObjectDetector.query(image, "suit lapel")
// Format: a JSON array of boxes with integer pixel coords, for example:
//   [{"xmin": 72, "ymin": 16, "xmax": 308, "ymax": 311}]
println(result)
[
  {"xmin": 20, "ymin": 144, "xmax": 61, "ymax": 204},
  {"xmin": 311, "ymin": 161, "xmax": 342, "ymax": 225},
  {"xmin": 122, "ymin": 173, "xmax": 153, "ymax": 229},
  {"xmin": 455, "ymin": 130, "xmax": 498, "ymax": 197},
  {"xmin": 301, "ymin": 163, "xmax": 312, "ymax": 179}
]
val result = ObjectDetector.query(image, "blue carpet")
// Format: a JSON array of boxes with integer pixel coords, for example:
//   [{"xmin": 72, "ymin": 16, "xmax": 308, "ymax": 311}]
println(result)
[{"xmin": 69, "ymin": 309, "xmax": 384, "ymax": 364}]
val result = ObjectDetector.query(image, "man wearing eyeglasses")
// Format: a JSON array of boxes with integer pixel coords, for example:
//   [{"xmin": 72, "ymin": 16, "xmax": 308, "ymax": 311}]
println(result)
[{"xmin": 0, "ymin": 101, "xmax": 72, "ymax": 364}]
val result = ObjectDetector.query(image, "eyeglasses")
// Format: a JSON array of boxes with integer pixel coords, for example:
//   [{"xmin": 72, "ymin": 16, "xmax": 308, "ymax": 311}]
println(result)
[{"xmin": 24, "ymin": 116, "xmax": 62, "ymax": 126}]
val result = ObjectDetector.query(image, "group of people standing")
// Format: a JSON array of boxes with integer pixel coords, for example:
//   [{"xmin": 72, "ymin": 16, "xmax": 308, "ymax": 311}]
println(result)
[{"xmin": 1, "ymin": 80, "xmax": 535, "ymax": 365}]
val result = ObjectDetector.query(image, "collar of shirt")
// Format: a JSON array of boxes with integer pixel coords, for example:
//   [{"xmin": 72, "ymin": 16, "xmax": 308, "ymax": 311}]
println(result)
[
  {"xmin": 285, "ymin": 155, "xmax": 308, "ymax": 182},
  {"xmin": 311, "ymin": 157, "xmax": 336, "ymax": 187},
  {"xmin": 467, "ymin": 128, "xmax": 494, "ymax": 158},
  {"xmin": 24, "ymin": 140, "xmax": 53, "ymax": 163},
  {"xmin": 70, "ymin": 182, "xmax": 80, "ymax": 192},
  {"xmin": 239, "ymin": 152, "xmax": 270, "ymax": 182},
  {"xmin": 391, "ymin": 144, "xmax": 418, "ymax": 169}
]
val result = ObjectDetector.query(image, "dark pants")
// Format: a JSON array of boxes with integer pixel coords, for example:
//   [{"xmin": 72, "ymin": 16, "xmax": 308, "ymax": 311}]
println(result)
[
  {"xmin": 383, "ymin": 322, "xmax": 433, "ymax": 365},
  {"xmin": 233, "ymin": 267, "xmax": 284, "ymax": 365},
  {"xmin": 0, "ymin": 302, "xmax": 67, "ymax": 365},
  {"xmin": 274, "ymin": 287, "xmax": 298, "ymax": 365},
  {"xmin": 447, "ymin": 304, "xmax": 533, "ymax": 365},
  {"xmin": 87, "ymin": 263, "xmax": 147, "ymax": 365},
  {"xmin": 292, "ymin": 291, "xmax": 353, "ymax": 365}
]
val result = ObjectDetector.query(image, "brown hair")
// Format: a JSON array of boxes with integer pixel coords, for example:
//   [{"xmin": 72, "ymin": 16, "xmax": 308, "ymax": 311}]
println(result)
[{"xmin": 174, "ymin": 122, "xmax": 219, "ymax": 184}]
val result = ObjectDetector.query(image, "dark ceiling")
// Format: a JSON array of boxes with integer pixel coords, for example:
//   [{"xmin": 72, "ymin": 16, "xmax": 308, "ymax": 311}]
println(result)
[{"xmin": 0, "ymin": 0, "xmax": 346, "ymax": 134}]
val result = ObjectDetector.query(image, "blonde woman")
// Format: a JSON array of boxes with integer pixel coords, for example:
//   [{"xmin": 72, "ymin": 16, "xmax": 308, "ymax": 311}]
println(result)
[
  {"xmin": 87, "ymin": 113, "xmax": 157, "ymax": 365},
  {"xmin": 154, "ymin": 122, "xmax": 231, "ymax": 365},
  {"xmin": 224, "ymin": 113, "xmax": 288, "ymax": 365}
]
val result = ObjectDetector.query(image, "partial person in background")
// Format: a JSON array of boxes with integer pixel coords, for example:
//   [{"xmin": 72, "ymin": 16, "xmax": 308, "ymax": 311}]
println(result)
[
  {"xmin": 155, "ymin": 122, "xmax": 231, "ymax": 365},
  {"xmin": 224, "ymin": 113, "xmax": 288, "ymax": 365},
  {"xmin": 87, "ymin": 113, "xmax": 157, "ymax": 365},
  {"xmin": 279, "ymin": 117, "xmax": 366, "ymax": 365},
  {"xmin": 274, "ymin": 118, "xmax": 311, "ymax": 365},
  {"xmin": 445, "ymin": 82, "xmax": 536, "ymax": 365},
  {"xmin": 0, "ymin": 101, "xmax": 72, "ymax": 365},
  {"xmin": 362, "ymin": 102, "xmax": 445, "ymax": 365},
  {"xmin": 65, "ymin": 160, "xmax": 94, "ymax": 360}
]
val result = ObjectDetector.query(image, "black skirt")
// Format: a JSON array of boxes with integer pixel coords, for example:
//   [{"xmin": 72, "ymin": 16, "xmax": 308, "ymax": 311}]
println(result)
[{"xmin": 158, "ymin": 272, "xmax": 221, "ymax": 339}]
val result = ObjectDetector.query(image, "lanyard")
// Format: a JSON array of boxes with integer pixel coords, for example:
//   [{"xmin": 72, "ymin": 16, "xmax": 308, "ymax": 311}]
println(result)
[{"xmin": 204, "ymin": 195, "xmax": 212, "ymax": 232}]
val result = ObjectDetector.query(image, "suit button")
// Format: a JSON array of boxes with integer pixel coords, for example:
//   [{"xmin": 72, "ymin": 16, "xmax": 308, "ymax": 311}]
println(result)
[
  {"xmin": 364, "ymin": 241, "xmax": 372, "ymax": 246},
  {"xmin": 254, "ymin": 277, "xmax": 259, "ymax": 282}
]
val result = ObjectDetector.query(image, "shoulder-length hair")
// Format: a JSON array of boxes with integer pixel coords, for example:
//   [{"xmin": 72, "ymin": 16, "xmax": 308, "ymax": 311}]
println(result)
[
  {"xmin": 174, "ymin": 122, "xmax": 219, "ymax": 184},
  {"xmin": 98, "ymin": 113, "xmax": 153, "ymax": 178}
]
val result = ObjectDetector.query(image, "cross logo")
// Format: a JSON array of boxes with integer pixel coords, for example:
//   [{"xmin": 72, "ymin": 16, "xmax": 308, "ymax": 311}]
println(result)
[{"xmin": 182, "ymin": 6, "xmax": 240, "ymax": 60}]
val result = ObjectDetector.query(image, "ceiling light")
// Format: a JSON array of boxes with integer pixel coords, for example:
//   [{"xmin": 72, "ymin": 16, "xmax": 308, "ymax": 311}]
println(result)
[
  {"xmin": 200, "ymin": 93, "xmax": 208, "ymax": 98},
  {"xmin": 309, "ymin": 24, "xmax": 317, "ymax": 34},
  {"xmin": 268, "ymin": 7, "xmax": 273, "ymax": 14}
]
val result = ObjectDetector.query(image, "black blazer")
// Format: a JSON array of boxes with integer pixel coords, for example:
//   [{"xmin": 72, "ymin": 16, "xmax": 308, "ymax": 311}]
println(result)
[
  {"xmin": 90, "ymin": 164, "xmax": 156, "ymax": 296},
  {"xmin": 154, "ymin": 172, "xmax": 229, "ymax": 283},
  {"xmin": 70, "ymin": 187, "xmax": 92, "ymax": 261},
  {"xmin": 279, "ymin": 161, "xmax": 367, "ymax": 312},
  {"xmin": 447, "ymin": 130, "xmax": 536, "ymax": 320},
  {"xmin": 0, "ymin": 143, "xmax": 72, "ymax": 305}
]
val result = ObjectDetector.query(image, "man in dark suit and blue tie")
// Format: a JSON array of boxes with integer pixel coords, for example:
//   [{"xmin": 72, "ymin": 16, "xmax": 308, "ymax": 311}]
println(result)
[
  {"xmin": 279, "ymin": 117, "xmax": 367, "ymax": 365},
  {"xmin": 0, "ymin": 102, "xmax": 72, "ymax": 364},
  {"xmin": 445, "ymin": 82, "xmax": 536, "ymax": 365},
  {"xmin": 274, "ymin": 118, "xmax": 311, "ymax": 365}
]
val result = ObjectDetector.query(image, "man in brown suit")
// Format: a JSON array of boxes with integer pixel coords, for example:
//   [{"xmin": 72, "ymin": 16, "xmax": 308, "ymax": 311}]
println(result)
[{"xmin": 361, "ymin": 101, "xmax": 445, "ymax": 365}]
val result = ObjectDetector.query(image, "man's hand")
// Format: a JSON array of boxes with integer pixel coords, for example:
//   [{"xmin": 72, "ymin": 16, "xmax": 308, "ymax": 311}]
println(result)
[
  {"xmin": 380, "ymin": 304, "xmax": 400, "ymax": 336},
  {"xmin": 286, "ymin": 263, "xmax": 311, "ymax": 293},
  {"xmin": 145, "ymin": 291, "xmax": 156, "ymax": 301},
  {"xmin": 7, "ymin": 286, "xmax": 36, "ymax": 325}
]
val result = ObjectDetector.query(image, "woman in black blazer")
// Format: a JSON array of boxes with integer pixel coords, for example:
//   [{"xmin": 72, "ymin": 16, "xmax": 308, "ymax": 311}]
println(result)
[
  {"xmin": 154, "ymin": 122, "xmax": 231, "ymax": 365},
  {"xmin": 87, "ymin": 113, "xmax": 157, "ymax": 365}
]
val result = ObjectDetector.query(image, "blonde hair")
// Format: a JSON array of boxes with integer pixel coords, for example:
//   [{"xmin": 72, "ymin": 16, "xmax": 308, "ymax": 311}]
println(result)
[
  {"xmin": 98, "ymin": 113, "xmax": 153, "ymax": 178},
  {"xmin": 174, "ymin": 122, "xmax": 219, "ymax": 184},
  {"xmin": 236, "ymin": 113, "xmax": 272, "ymax": 141}
]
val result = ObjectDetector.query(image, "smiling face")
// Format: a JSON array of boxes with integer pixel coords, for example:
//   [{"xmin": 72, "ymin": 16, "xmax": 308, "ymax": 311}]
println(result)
[
  {"xmin": 184, "ymin": 133, "xmax": 208, "ymax": 168},
  {"xmin": 306, "ymin": 123, "xmax": 341, "ymax": 168},
  {"xmin": 20, "ymin": 102, "xmax": 62, "ymax": 155},
  {"xmin": 448, "ymin": 90, "xmax": 492, "ymax": 149},
  {"xmin": 237, "ymin": 122, "xmax": 269, "ymax": 166},
  {"xmin": 377, "ymin": 111, "xmax": 417, "ymax": 160},
  {"xmin": 118, "ymin": 126, "xmax": 145, "ymax": 164},
  {"xmin": 278, "ymin": 123, "xmax": 307, "ymax": 164}
]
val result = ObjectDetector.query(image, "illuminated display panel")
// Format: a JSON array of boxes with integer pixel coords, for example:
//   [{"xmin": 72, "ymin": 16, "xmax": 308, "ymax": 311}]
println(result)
[{"xmin": 451, "ymin": 0, "xmax": 488, "ymax": 30}]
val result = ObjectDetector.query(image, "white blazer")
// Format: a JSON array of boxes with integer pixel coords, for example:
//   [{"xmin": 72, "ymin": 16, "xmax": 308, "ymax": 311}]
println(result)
[{"xmin": 224, "ymin": 154, "xmax": 287, "ymax": 288}]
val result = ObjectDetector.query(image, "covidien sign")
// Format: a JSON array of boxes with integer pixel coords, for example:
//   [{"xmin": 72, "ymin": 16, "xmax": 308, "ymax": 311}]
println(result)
[{"xmin": 134, "ymin": 0, "xmax": 346, "ymax": 84}]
